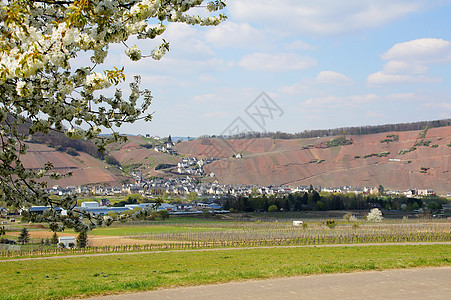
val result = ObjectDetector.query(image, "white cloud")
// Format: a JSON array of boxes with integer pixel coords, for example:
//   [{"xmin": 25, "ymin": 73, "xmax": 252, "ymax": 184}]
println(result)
[
  {"xmin": 205, "ymin": 22, "xmax": 267, "ymax": 49},
  {"xmin": 316, "ymin": 71, "xmax": 353, "ymax": 86},
  {"xmin": 238, "ymin": 52, "xmax": 317, "ymax": 71},
  {"xmin": 368, "ymin": 38, "xmax": 451, "ymax": 86},
  {"xmin": 280, "ymin": 71, "xmax": 353, "ymax": 95},
  {"xmin": 382, "ymin": 60, "xmax": 428, "ymax": 75},
  {"xmin": 367, "ymin": 72, "xmax": 441, "ymax": 85},
  {"xmin": 228, "ymin": 0, "xmax": 424, "ymax": 36},
  {"xmin": 164, "ymin": 25, "xmax": 216, "ymax": 59},
  {"xmin": 165, "ymin": 23, "xmax": 198, "ymax": 41},
  {"xmin": 382, "ymin": 38, "xmax": 451, "ymax": 62}
]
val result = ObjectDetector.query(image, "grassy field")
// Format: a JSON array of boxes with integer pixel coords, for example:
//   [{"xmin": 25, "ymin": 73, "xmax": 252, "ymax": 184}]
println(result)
[
  {"xmin": 1, "ymin": 244, "xmax": 450, "ymax": 299},
  {"xmin": 64, "ymin": 225, "xmax": 228, "ymax": 236}
]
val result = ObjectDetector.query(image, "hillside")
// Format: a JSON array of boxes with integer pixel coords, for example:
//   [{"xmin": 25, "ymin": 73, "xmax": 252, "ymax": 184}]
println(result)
[
  {"xmin": 106, "ymin": 135, "xmax": 181, "ymax": 177},
  {"xmin": 19, "ymin": 126, "xmax": 450, "ymax": 194},
  {"xmin": 175, "ymin": 127, "xmax": 451, "ymax": 194},
  {"xmin": 21, "ymin": 143, "xmax": 125, "ymax": 187},
  {"xmin": 20, "ymin": 135, "xmax": 181, "ymax": 187}
]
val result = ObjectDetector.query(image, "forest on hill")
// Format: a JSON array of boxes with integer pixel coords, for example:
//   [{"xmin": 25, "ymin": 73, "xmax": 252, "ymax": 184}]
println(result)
[{"xmin": 205, "ymin": 119, "xmax": 451, "ymax": 140}]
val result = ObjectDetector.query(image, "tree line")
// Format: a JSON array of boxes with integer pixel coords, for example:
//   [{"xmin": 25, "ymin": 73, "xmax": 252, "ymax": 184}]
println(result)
[
  {"xmin": 221, "ymin": 192, "xmax": 447, "ymax": 212},
  {"xmin": 205, "ymin": 119, "xmax": 450, "ymax": 140}
]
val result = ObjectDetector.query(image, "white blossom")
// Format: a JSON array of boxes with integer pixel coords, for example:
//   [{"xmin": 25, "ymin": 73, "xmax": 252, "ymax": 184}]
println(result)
[
  {"xmin": 367, "ymin": 208, "xmax": 384, "ymax": 222},
  {"xmin": 15, "ymin": 81, "xmax": 27, "ymax": 96},
  {"xmin": 126, "ymin": 46, "xmax": 142, "ymax": 61},
  {"xmin": 85, "ymin": 72, "xmax": 111, "ymax": 91}
]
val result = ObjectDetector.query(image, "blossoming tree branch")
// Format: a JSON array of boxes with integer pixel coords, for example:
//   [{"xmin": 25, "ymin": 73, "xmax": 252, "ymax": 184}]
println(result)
[{"xmin": 0, "ymin": 0, "xmax": 226, "ymax": 231}]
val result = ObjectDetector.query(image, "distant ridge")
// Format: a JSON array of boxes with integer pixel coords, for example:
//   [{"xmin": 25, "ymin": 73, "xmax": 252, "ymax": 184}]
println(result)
[{"xmin": 202, "ymin": 119, "xmax": 451, "ymax": 140}]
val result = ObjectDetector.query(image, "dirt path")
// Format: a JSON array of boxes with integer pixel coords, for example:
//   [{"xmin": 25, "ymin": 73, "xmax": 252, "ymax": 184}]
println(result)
[
  {"xmin": 86, "ymin": 267, "xmax": 451, "ymax": 300},
  {"xmin": 1, "ymin": 241, "xmax": 450, "ymax": 262}
]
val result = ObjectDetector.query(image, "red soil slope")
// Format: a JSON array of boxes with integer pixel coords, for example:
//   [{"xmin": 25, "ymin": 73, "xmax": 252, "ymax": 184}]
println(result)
[
  {"xmin": 21, "ymin": 143, "xmax": 124, "ymax": 187},
  {"xmin": 176, "ymin": 127, "xmax": 451, "ymax": 194}
]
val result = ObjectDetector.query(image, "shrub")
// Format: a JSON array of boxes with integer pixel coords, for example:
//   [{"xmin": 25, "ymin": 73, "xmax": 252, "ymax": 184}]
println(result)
[
  {"xmin": 158, "ymin": 210, "xmax": 169, "ymax": 220},
  {"xmin": 155, "ymin": 163, "xmax": 174, "ymax": 170},
  {"xmin": 50, "ymin": 232, "xmax": 58, "ymax": 245},
  {"xmin": 268, "ymin": 205, "xmax": 278, "ymax": 212},
  {"xmin": 327, "ymin": 136, "xmax": 353, "ymax": 148},
  {"xmin": 326, "ymin": 219, "xmax": 336, "ymax": 228},
  {"xmin": 380, "ymin": 134, "xmax": 399, "ymax": 143},
  {"xmin": 76, "ymin": 232, "xmax": 88, "ymax": 248},
  {"xmin": 343, "ymin": 213, "xmax": 353, "ymax": 221},
  {"xmin": 65, "ymin": 147, "xmax": 79, "ymax": 156},
  {"xmin": 378, "ymin": 151, "xmax": 390, "ymax": 157},
  {"xmin": 104, "ymin": 155, "xmax": 120, "ymax": 166},
  {"xmin": 418, "ymin": 127, "xmax": 428, "ymax": 139},
  {"xmin": 414, "ymin": 139, "xmax": 431, "ymax": 147},
  {"xmin": 399, "ymin": 147, "xmax": 416, "ymax": 155},
  {"xmin": 17, "ymin": 227, "xmax": 30, "ymax": 245},
  {"xmin": 139, "ymin": 144, "xmax": 153, "ymax": 149}
]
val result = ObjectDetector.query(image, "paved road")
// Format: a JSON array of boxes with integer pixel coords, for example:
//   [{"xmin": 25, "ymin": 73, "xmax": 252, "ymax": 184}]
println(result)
[
  {"xmin": 87, "ymin": 267, "xmax": 451, "ymax": 300},
  {"xmin": 2, "ymin": 241, "xmax": 450, "ymax": 262}
]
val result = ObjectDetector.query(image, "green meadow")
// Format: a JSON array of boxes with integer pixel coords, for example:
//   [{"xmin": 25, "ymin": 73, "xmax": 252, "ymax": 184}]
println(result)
[
  {"xmin": 1, "ymin": 244, "xmax": 450, "ymax": 300},
  {"xmin": 67, "ymin": 225, "xmax": 227, "ymax": 236}
]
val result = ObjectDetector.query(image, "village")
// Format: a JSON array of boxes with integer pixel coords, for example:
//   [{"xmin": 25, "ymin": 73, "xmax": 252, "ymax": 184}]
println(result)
[{"xmin": 45, "ymin": 173, "xmax": 438, "ymax": 200}]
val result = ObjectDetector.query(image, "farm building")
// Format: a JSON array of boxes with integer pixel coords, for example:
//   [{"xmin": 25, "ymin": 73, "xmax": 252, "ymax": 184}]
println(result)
[
  {"xmin": 75, "ymin": 206, "xmax": 132, "ymax": 216},
  {"xmin": 24, "ymin": 206, "xmax": 65, "ymax": 215},
  {"xmin": 125, "ymin": 203, "xmax": 176, "ymax": 212},
  {"xmin": 81, "ymin": 201, "xmax": 100, "ymax": 208},
  {"xmin": 293, "ymin": 221, "xmax": 303, "ymax": 226},
  {"xmin": 58, "ymin": 236, "xmax": 75, "ymax": 248}
]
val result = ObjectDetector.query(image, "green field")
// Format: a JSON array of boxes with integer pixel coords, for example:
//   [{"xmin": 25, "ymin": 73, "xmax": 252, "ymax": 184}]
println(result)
[
  {"xmin": 80, "ymin": 225, "xmax": 227, "ymax": 236},
  {"xmin": 1, "ymin": 244, "xmax": 449, "ymax": 299}
]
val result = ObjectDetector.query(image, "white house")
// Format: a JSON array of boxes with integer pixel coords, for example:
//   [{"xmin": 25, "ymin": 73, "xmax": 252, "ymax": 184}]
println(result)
[
  {"xmin": 417, "ymin": 189, "xmax": 434, "ymax": 196},
  {"xmin": 58, "ymin": 236, "xmax": 76, "ymax": 248},
  {"xmin": 81, "ymin": 201, "xmax": 99, "ymax": 208},
  {"xmin": 293, "ymin": 221, "xmax": 303, "ymax": 226}
]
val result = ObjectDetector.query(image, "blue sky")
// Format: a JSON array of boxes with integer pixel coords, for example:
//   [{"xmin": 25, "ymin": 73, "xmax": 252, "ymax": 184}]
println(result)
[{"xmin": 102, "ymin": 0, "xmax": 451, "ymax": 137}]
